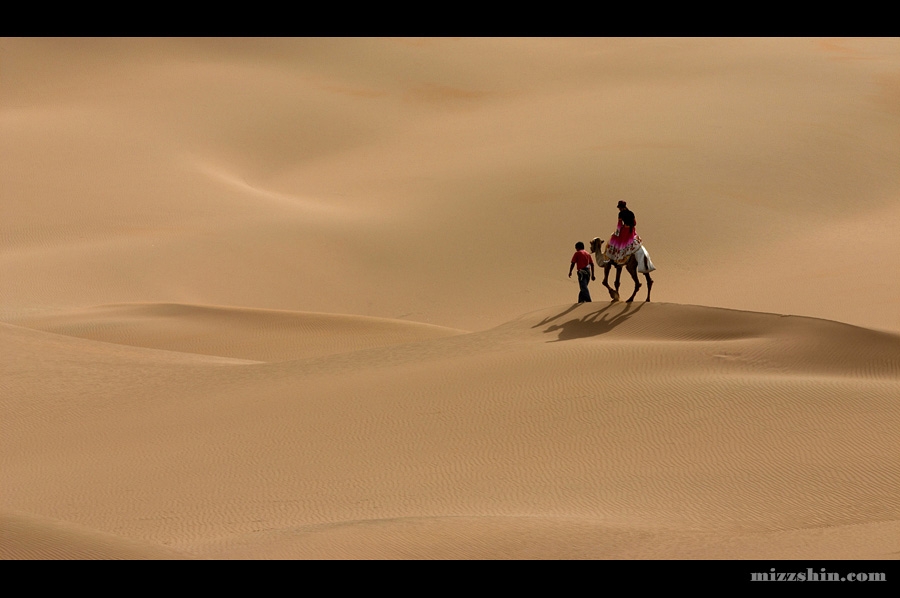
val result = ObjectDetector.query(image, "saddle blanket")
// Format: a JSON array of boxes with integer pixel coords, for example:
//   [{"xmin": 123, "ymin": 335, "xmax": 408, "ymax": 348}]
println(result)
[{"xmin": 636, "ymin": 246, "xmax": 655, "ymax": 273}]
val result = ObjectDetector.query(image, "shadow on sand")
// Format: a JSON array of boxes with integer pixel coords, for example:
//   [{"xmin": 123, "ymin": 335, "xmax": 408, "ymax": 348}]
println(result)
[
  {"xmin": 541, "ymin": 301, "xmax": 647, "ymax": 342},
  {"xmin": 531, "ymin": 303, "xmax": 582, "ymax": 329}
]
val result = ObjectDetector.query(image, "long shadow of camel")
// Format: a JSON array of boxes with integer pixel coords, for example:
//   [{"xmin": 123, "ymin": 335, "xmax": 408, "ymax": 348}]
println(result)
[
  {"xmin": 542, "ymin": 301, "xmax": 647, "ymax": 342},
  {"xmin": 531, "ymin": 303, "xmax": 582, "ymax": 329}
]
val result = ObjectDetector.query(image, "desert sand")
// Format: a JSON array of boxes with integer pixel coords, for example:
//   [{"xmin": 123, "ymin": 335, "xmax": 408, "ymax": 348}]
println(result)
[{"xmin": 2, "ymin": 37, "xmax": 900, "ymax": 561}]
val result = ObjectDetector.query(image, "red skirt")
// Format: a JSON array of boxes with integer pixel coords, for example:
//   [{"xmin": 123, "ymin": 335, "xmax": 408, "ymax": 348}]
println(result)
[{"xmin": 604, "ymin": 224, "xmax": 642, "ymax": 265}]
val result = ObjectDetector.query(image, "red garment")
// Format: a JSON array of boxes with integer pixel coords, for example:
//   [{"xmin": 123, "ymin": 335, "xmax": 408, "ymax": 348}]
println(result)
[
  {"xmin": 571, "ymin": 249, "xmax": 594, "ymax": 271},
  {"xmin": 605, "ymin": 218, "xmax": 642, "ymax": 266}
]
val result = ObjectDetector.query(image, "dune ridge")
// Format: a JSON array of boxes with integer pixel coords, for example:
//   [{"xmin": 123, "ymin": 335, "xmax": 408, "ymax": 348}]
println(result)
[{"xmin": 10, "ymin": 302, "xmax": 467, "ymax": 362}]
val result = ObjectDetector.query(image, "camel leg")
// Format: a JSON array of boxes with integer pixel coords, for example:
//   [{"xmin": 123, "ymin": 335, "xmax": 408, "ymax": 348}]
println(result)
[
  {"xmin": 625, "ymin": 259, "xmax": 642, "ymax": 303},
  {"xmin": 602, "ymin": 262, "xmax": 619, "ymax": 301},
  {"xmin": 644, "ymin": 273, "xmax": 653, "ymax": 302}
]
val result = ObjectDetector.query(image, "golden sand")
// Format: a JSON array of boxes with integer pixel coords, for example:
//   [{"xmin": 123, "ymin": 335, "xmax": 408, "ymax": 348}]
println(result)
[{"xmin": 2, "ymin": 37, "xmax": 900, "ymax": 559}]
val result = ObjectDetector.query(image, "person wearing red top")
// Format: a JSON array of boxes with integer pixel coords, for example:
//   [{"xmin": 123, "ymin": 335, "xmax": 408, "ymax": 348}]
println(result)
[{"xmin": 568, "ymin": 241, "xmax": 595, "ymax": 303}]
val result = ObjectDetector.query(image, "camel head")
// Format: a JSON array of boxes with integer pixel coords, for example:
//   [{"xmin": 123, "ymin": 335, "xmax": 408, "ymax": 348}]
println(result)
[{"xmin": 590, "ymin": 237, "xmax": 603, "ymax": 255}]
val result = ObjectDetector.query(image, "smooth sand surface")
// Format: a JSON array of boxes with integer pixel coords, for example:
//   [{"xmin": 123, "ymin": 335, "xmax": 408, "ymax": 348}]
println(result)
[{"xmin": 3, "ymin": 38, "xmax": 900, "ymax": 560}]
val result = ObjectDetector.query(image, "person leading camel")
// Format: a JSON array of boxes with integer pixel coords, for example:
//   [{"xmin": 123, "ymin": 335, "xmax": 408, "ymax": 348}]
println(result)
[{"xmin": 568, "ymin": 241, "xmax": 595, "ymax": 303}]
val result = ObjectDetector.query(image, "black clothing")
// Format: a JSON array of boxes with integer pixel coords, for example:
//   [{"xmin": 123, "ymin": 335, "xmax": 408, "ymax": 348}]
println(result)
[
  {"xmin": 618, "ymin": 208, "xmax": 636, "ymax": 227},
  {"xmin": 576, "ymin": 268, "xmax": 592, "ymax": 303}
]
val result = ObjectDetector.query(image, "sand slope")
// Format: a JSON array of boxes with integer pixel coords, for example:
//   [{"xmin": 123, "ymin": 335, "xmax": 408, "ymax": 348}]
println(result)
[
  {"xmin": 3, "ymin": 302, "xmax": 899, "ymax": 559},
  {"xmin": 0, "ymin": 510, "xmax": 194, "ymax": 560},
  {"xmin": 11, "ymin": 302, "xmax": 465, "ymax": 362}
]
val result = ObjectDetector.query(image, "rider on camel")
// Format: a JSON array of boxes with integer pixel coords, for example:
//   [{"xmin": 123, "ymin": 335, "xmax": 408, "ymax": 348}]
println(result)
[{"xmin": 604, "ymin": 200, "xmax": 643, "ymax": 266}]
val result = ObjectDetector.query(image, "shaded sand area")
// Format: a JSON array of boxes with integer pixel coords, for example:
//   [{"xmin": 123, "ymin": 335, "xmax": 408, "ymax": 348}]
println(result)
[{"xmin": 3, "ymin": 302, "xmax": 900, "ymax": 559}]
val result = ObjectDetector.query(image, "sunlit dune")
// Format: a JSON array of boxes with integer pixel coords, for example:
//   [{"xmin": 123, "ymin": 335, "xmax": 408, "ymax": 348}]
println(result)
[
  {"xmin": 11, "ymin": 302, "xmax": 466, "ymax": 362},
  {"xmin": 3, "ymin": 302, "xmax": 900, "ymax": 559}
]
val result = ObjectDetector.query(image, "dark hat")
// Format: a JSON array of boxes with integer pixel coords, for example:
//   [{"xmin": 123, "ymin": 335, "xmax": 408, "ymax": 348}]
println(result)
[{"xmin": 617, "ymin": 200, "xmax": 627, "ymax": 208}]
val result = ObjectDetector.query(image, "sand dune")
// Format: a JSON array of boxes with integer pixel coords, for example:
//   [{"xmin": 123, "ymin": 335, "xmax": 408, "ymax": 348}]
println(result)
[
  {"xmin": 3, "ymin": 302, "xmax": 900, "ymax": 559},
  {"xmin": 11, "ymin": 302, "xmax": 465, "ymax": 362},
  {"xmin": 3, "ymin": 38, "xmax": 900, "ymax": 560},
  {"xmin": 0, "ymin": 510, "xmax": 194, "ymax": 560}
]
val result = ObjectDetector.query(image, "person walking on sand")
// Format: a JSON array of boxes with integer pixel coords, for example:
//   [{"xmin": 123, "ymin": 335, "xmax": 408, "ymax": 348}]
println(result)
[{"xmin": 569, "ymin": 241, "xmax": 595, "ymax": 303}]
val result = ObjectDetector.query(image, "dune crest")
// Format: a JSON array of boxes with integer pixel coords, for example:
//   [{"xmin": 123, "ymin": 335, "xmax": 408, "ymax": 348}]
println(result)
[
  {"xmin": 11, "ymin": 302, "xmax": 467, "ymax": 362},
  {"xmin": 503, "ymin": 302, "xmax": 900, "ymax": 378}
]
